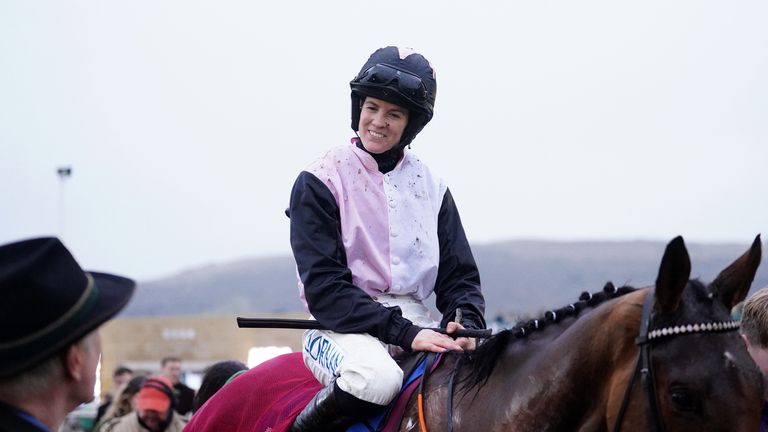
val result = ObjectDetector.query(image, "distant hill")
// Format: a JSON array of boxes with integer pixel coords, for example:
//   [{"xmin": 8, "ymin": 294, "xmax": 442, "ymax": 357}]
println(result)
[{"xmin": 122, "ymin": 239, "xmax": 768, "ymax": 319}]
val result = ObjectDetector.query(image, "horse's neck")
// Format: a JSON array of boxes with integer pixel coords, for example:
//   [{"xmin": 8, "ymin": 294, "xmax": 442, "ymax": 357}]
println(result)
[{"xmin": 476, "ymin": 290, "xmax": 645, "ymax": 430}]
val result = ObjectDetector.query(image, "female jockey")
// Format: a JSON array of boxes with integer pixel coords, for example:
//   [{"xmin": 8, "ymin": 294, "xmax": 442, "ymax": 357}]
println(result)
[{"xmin": 287, "ymin": 46, "xmax": 486, "ymax": 431}]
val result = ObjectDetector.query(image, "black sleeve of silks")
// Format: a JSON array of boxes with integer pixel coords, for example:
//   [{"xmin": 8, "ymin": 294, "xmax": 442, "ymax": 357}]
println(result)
[
  {"xmin": 434, "ymin": 188, "xmax": 487, "ymax": 330},
  {"xmin": 289, "ymin": 171, "xmax": 422, "ymax": 350}
]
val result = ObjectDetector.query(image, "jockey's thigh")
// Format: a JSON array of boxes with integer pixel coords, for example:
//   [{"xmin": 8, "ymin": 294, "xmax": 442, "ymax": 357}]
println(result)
[{"xmin": 301, "ymin": 329, "xmax": 403, "ymax": 406}]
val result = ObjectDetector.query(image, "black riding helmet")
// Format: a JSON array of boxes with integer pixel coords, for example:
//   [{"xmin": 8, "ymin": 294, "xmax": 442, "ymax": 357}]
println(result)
[{"xmin": 350, "ymin": 46, "xmax": 437, "ymax": 150}]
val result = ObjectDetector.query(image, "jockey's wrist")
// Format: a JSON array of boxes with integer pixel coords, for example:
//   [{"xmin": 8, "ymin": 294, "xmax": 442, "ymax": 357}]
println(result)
[
  {"xmin": 399, "ymin": 325, "xmax": 423, "ymax": 352},
  {"xmin": 460, "ymin": 319, "xmax": 481, "ymax": 330},
  {"xmin": 460, "ymin": 312, "xmax": 486, "ymax": 330}
]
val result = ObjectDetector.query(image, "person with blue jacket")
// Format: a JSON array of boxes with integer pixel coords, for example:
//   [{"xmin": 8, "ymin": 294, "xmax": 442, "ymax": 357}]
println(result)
[{"xmin": 287, "ymin": 46, "xmax": 486, "ymax": 431}]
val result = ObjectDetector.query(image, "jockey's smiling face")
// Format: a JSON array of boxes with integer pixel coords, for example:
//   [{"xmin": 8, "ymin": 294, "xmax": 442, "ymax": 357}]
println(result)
[{"xmin": 358, "ymin": 97, "xmax": 409, "ymax": 154}]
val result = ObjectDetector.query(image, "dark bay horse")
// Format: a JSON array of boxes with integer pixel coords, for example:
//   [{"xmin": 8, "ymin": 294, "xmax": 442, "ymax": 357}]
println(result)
[
  {"xmin": 402, "ymin": 236, "xmax": 763, "ymax": 431},
  {"xmin": 187, "ymin": 236, "xmax": 763, "ymax": 432}
]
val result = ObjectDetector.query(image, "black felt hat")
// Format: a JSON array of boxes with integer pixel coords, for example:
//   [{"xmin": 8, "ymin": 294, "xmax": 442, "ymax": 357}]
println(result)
[{"xmin": 0, "ymin": 237, "xmax": 135, "ymax": 379}]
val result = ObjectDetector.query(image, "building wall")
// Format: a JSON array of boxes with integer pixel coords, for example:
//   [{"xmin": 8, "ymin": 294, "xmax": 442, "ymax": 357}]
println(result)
[{"xmin": 99, "ymin": 313, "xmax": 307, "ymax": 394}]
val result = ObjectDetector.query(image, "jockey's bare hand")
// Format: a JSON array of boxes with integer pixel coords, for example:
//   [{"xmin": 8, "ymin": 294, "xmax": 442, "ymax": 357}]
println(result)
[
  {"xmin": 446, "ymin": 321, "xmax": 477, "ymax": 351},
  {"xmin": 411, "ymin": 329, "xmax": 464, "ymax": 353}
]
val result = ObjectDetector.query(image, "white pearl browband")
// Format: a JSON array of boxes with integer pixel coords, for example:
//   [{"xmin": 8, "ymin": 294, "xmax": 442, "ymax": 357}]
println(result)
[{"xmin": 647, "ymin": 320, "xmax": 740, "ymax": 341}]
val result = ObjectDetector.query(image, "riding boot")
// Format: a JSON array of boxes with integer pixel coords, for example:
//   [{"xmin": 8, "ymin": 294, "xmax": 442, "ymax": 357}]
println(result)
[{"xmin": 289, "ymin": 380, "xmax": 381, "ymax": 432}]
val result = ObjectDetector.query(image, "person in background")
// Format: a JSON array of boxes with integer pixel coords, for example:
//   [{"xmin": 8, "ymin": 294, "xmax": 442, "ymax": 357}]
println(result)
[
  {"xmin": 0, "ymin": 237, "xmax": 135, "ymax": 432},
  {"xmin": 158, "ymin": 357, "xmax": 194, "ymax": 417},
  {"xmin": 94, "ymin": 366, "xmax": 134, "ymax": 426},
  {"xmin": 191, "ymin": 360, "xmax": 248, "ymax": 412},
  {"xmin": 286, "ymin": 46, "xmax": 486, "ymax": 431},
  {"xmin": 92, "ymin": 375, "xmax": 147, "ymax": 432},
  {"xmin": 738, "ymin": 286, "xmax": 768, "ymax": 432},
  {"xmin": 110, "ymin": 375, "xmax": 186, "ymax": 432}
]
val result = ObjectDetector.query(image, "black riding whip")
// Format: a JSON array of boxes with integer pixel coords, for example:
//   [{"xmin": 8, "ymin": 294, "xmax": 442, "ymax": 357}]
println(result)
[{"xmin": 236, "ymin": 317, "xmax": 493, "ymax": 339}]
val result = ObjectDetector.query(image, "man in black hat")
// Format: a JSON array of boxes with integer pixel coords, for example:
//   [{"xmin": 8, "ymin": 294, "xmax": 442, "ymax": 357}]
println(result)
[{"xmin": 0, "ymin": 237, "xmax": 136, "ymax": 432}]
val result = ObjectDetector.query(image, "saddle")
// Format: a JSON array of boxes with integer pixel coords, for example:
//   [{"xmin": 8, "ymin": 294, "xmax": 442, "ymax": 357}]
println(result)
[
  {"xmin": 184, "ymin": 351, "xmax": 444, "ymax": 432},
  {"xmin": 349, "ymin": 351, "xmax": 443, "ymax": 432}
]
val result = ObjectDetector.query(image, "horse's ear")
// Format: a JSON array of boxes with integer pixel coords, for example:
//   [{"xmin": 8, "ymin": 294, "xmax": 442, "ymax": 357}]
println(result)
[
  {"xmin": 709, "ymin": 235, "xmax": 762, "ymax": 309},
  {"xmin": 655, "ymin": 236, "xmax": 691, "ymax": 314}
]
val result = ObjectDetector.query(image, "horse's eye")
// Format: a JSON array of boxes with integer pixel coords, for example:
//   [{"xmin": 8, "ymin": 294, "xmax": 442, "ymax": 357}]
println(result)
[{"xmin": 669, "ymin": 386, "xmax": 701, "ymax": 414}]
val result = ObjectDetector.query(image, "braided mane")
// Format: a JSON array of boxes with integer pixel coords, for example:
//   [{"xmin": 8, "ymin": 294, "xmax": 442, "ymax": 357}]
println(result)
[{"xmin": 460, "ymin": 282, "xmax": 637, "ymax": 391}]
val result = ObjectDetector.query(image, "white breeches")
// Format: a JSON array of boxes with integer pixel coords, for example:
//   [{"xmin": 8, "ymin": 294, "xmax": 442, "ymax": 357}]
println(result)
[{"xmin": 301, "ymin": 295, "xmax": 438, "ymax": 405}]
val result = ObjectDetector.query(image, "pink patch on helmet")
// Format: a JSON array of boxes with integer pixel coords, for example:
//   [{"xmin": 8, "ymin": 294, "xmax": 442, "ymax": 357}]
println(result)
[
  {"xmin": 396, "ymin": 46, "xmax": 437, "ymax": 79},
  {"xmin": 397, "ymin": 46, "xmax": 417, "ymax": 59}
]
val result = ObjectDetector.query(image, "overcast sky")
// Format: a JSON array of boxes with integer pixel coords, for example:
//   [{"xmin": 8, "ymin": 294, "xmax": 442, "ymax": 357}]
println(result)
[{"xmin": 1, "ymin": 1, "xmax": 766, "ymax": 281}]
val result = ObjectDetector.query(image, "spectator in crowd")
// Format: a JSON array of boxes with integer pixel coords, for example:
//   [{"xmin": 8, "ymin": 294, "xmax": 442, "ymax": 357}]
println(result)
[
  {"xmin": 191, "ymin": 360, "xmax": 248, "ymax": 412},
  {"xmin": 92, "ymin": 375, "xmax": 146, "ymax": 432},
  {"xmin": 0, "ymin": 237, "xmax": 135, "ymax": 432},
  {"xmin": 159, "ymin": 357, "xmax": 195, "ymax": 416},
  {"xmin": 110, "ymin": 375, "xmax": 186, "ymax": 432},
  {"xmin": 94, "ymin": 366, "xmax": 134, "ymax": 425},
  {"xmin": 738, "ymin": 286, "xmax": 768, "ymax": 432}
]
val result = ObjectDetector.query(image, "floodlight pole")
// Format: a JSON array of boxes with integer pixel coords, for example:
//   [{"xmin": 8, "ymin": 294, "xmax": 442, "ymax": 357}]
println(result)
[{"xmin": 57, "ymin": 166, "xmax": 72, "ymax": 238}]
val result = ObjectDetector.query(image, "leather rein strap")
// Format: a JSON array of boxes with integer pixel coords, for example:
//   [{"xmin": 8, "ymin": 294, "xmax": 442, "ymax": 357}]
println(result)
[
  {"xmin": 613, "ymin": 289, "xmax": 664, "ymax": 432},
  {"xmin": 417, "ymin": 352, "xmax": 437, "ymax": 432}
]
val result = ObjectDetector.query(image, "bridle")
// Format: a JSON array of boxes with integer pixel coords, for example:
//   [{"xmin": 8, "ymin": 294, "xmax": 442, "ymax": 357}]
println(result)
[{"xmin": 612, "ymin": 289, "xmax": 741, "ymax": 432}]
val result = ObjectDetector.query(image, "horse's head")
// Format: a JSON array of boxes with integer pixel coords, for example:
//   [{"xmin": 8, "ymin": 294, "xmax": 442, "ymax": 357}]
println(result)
[{"xmin": 615, "ymin": 235, "xmax": 764, "ymax": 431}]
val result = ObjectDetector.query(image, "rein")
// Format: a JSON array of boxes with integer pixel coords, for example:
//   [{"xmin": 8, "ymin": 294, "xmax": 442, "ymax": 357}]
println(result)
[{"xmin": 611, "ymin": 290, "xmax": 741, "ymax": 432}]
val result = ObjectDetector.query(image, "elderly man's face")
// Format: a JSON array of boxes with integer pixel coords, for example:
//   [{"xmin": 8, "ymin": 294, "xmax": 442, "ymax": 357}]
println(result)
[{"xmin": 71, "ymin": 331, "xmax": 102, "ymax": 404}]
